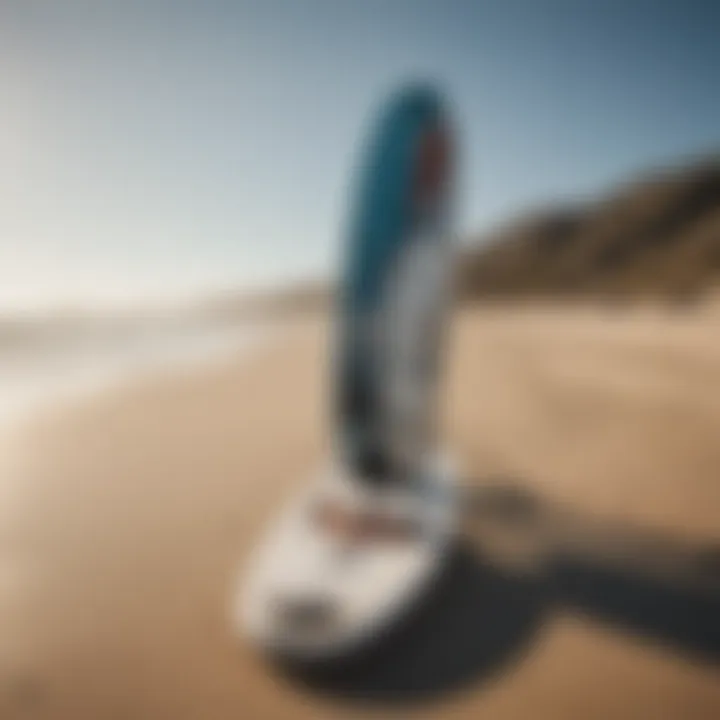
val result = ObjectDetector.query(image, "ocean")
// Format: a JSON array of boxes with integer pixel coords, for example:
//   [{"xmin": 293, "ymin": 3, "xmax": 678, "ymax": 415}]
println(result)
[{"xmin": 0, "ymin": 311, "xmax": 269, "ymax": 431}]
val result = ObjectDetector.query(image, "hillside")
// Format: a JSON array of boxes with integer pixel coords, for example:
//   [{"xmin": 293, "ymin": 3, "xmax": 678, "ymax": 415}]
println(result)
[{"xmin": 458, "ymin": 156, "xmax": 720, "ymax": 303}]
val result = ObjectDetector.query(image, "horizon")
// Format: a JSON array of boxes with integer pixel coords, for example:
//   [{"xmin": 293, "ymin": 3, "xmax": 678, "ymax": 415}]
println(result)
[{"xmin": 1, "ymin": 1, "xmax": 719, "ymax": 312}]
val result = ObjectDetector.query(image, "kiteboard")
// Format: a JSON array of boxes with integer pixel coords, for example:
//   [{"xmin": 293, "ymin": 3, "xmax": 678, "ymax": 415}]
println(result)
[{"xmin": 236, "ymin": 84, "xmax": 457, "ymax": 662}]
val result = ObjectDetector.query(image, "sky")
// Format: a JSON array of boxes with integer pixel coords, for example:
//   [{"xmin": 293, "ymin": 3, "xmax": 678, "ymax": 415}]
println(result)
[{"xmin": 0, "ymin": 0, "xmax": 718, "ymax": 312}]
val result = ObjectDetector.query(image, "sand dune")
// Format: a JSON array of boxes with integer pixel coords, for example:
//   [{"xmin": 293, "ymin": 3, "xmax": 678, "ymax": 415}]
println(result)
[{"xmin": 0, "ymin": 307, "xmax": 717, "ymax": 719}]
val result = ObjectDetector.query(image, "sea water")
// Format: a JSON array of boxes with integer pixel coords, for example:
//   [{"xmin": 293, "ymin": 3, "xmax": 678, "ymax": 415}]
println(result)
[{"xmin": 0, "ymin": 313, "xmax": 270, "ymax": 431}]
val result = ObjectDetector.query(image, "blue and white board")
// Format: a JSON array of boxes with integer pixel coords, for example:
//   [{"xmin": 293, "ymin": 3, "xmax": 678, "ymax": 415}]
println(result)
[
  {"xmin": 337, "ymin": 85, "xmax": 454, "ymax": 484},
  {"xmin": 237, "ymin": 85, "xmax": 457, "ymax": 662}
]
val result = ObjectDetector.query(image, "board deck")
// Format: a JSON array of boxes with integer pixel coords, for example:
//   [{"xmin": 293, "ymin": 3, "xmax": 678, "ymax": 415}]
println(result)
[{"xmin": 238, "ymin": 456, "xmax": 456, "ymax": 660}]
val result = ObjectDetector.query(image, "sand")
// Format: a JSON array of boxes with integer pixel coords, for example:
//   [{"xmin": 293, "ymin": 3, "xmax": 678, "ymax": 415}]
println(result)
[{"xmin": 0, "ymin": 306, "xmax": 718, "ymax": 719}]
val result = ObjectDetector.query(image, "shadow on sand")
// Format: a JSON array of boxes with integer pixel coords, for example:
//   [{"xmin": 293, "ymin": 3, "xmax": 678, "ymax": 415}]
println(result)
[
  {"xmin": 278, "ymin": 479, "xmax": 720, "ymax": 706},
  {"xmin": 282, "ymin": 540, "xmax": 547, "ymax": 705}
]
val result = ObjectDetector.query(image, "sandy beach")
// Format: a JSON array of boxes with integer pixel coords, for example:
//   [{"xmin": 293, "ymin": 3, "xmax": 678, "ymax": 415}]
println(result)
[{"xmin": 0, "ymin": 305, "xmax": 718, "ymax": 719}]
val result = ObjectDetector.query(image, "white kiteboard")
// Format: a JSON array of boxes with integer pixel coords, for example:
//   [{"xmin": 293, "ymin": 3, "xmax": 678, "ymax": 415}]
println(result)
[
  {"xmin": 235, "ymin": 84, "xmax": 457, "ymax": 662},
  {"xmin": 239, "ymin": 455, "xmax": 455, "ymax": 660}
]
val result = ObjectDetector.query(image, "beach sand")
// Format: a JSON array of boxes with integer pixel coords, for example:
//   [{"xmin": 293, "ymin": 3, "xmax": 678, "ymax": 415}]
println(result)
[{"xmin": 0, "ymin": 306, "xmax": 718, "ymax": 719}]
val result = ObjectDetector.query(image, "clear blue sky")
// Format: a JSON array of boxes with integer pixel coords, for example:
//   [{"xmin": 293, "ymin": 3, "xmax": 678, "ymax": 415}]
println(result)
[{"xmin": 0, "ymin": 1, "xmax": 718, "ymax": 310}]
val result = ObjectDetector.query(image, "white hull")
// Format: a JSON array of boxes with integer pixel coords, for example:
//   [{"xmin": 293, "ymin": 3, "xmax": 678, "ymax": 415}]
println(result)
[{"xmin": 236, "ymin": 454, "xmax": 456, "ymax": 661}]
